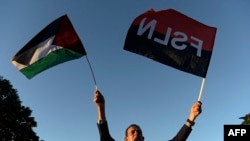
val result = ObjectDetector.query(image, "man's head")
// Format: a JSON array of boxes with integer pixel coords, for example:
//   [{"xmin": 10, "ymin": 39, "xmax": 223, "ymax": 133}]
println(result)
[{"xmin": 124, "ymin": 124, "xmax": 144, "ymax": 141}]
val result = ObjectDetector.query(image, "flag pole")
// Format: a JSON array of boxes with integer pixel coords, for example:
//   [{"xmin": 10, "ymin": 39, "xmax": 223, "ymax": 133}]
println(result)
[
  {"xmin": 85, "ymin": 56, "xmax": 98, "ymax": 90},
  {"xmin": 198, "ymin": 78, "xmax": 206, "ymax": 101}
]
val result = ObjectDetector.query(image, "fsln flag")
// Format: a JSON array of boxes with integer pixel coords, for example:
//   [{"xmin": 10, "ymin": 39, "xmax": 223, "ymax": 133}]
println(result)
[
  {"xmin": 11, "ymin": 14, "xmax": 86, "ymax": 79},
  {"xmin": 124, "ymin": 9, "xmax": 217, "ymax": 78}
]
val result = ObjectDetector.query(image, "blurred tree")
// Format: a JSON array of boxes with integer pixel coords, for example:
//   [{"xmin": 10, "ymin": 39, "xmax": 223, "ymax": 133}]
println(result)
[
  {"xmin": 0, "ymin": 76, "xmax": 42, "ymax": 141},
  {"xmin": 239, "ymin": 113, "xmax": 250, "ymax": 125}
]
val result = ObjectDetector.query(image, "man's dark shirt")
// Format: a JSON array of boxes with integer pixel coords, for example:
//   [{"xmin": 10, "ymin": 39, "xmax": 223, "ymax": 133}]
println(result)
[{"xmin": 97, "ymin": 121, "xmax": 192, "ymax": 141}]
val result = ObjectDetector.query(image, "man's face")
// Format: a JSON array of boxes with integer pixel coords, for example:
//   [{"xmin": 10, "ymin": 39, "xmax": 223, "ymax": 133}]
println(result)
[{"xmin": 124, "ymin": 126, "xmax": 144, "ymax": 141}]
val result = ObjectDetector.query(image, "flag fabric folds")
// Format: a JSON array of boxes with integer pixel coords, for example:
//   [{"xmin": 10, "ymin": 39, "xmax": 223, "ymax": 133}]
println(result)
[
  {"xmin": 124, "ymin": 9, "xmax": 217, "ymax": 78},
  {"xmin": 11, "ymin": 14, "xmax": 86, "ymax": 79}
]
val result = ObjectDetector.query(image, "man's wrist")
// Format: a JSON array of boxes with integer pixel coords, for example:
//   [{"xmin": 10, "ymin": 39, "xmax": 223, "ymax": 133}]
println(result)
[
  {"xmin": 186, "ymin": 118, "xmax": 195, "ymax": 126},
  {"xmin": 98, "ymin": 119, "xmax": 107, "ymax": 124}
]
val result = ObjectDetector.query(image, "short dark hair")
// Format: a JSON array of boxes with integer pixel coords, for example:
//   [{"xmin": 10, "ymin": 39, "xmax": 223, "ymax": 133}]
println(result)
[{"xmin": 125, "ymin": 124, "xmax": 143, "ymax": 136}]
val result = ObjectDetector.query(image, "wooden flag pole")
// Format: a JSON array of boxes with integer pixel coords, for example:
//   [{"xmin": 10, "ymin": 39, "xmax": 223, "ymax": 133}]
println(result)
[
  {"xmin": 198, "ymin": 78, "xmax": 206, "ymax": 101},
  {"xmin": 86, "ymin": 56, "xmax": 98, "ymax": 90}
]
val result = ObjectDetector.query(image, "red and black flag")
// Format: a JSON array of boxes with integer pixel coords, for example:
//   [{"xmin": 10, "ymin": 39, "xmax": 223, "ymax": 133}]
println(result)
[{"xmin": 124, "ymin": 9, "xmax": 217, "ymax": 78}]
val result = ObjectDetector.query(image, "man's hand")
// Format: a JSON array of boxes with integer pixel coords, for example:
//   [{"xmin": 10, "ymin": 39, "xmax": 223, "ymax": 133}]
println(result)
[
  {"xmin": 93, "ymin": 90, "xmax": 105, "ymax": 107},
  {"xmin": 93, "ymin": 89, "xmax": 106, "ymax": 121},
  {"xmin": 188, "ymin": 101, "xmax": 202, "ymax": 122}
]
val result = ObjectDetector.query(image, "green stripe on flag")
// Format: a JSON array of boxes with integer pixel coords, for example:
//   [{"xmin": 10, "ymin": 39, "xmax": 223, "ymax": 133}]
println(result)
[{"xmin": 20, "ymin": 48, "xmax": 83, "ymax": 79}]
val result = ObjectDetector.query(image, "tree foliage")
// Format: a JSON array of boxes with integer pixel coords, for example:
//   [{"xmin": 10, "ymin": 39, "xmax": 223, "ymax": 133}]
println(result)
[
  {"xmin": 0, "ymin": 76, "xmax": 41, "ymax": 141},
  {"xmin": 239, "ymin": 113, "xmax": 250, "ymax": 125}
]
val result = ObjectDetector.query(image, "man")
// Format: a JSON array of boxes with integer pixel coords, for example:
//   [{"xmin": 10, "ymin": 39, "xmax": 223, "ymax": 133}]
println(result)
[{"xmin": 93, "ymin": 89, "xmax": 202, "ymax": 141}]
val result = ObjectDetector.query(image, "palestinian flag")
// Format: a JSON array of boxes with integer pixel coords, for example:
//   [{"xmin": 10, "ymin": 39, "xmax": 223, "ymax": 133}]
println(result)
[
  {"xmin": 11, "ymin": 14, "xmax": 86, "ymax": 79},
  {"xmin": 124, "ymin": 9, "xmax": 217, "ymax": 78}
]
